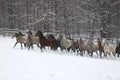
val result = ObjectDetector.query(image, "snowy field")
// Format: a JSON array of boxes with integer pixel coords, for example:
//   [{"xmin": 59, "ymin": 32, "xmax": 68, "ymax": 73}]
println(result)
[{"xmin": 0, "ymin": 36, "xmax": 120, "ymax": 80}]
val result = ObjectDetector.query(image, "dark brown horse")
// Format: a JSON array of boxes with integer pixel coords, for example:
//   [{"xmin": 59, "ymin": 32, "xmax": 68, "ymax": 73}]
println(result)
[
  {"xmin": 35, "ymin": 30, "xmax": 57, "ymax": 51},
  {"xmin": 116, "ymin": 42, "xmax": 120, "ymax": 57}
]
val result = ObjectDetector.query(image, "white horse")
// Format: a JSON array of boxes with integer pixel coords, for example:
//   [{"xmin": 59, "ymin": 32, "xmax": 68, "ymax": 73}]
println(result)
[
  {"xmin": 101, "ymin": 38, "xmax": 116, "ymax": 57},
  {"xmin": 26, "ymin": 33, "xmax": 40, "ymax": 49},
  {"xmin": 86, "ymin": 39, "xmax": 100, "ymax": 57},
  {"xmin": 77, "ymin": 38, "xmax": 102, "ymax": 58},
  {"xmin": 60, "ymin": 35, "xmax": 73, "ymax": 51},
  {"xmin": 77, "ymin": 38, "xmax": 88, "ymax": 56},
  {"xmin": 12, "ymin": 32, "xmax": 28, "ymax": 49},
  {"xmin": 12, "ymin": 32, "xmax": 39, "ymax": 49}
]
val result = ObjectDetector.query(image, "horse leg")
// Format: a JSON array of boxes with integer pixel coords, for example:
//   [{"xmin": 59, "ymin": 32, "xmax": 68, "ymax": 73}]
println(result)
[
  {"xmin": 29, "ymin": 43, "xmax": 33, "ymax": 50},
  {"xmin": 37, "ymin": 44, "xmax": 39, "ymax": 47},
  {"xmin": 27, "ymin": 43, "xmax": 30, "ymax": 50},
  {"xmin": 96, "ymin": 51, "xmax": 99, "ymax": 56},
  {"xmin": 99, "ymin": 51, "xmax": 102, "ymax": 58},
  {"xmin": 112, "ymin": 51, "xmax": 116, "ymax": 57},
  {"xmin": 80, "ymin": 51, "xmax": 84, "ymax": 57},
  {"xmin": 24, "ymin": 43, "xmax": 27, "ymax": 47},
  {"xmin": 54, "ymin": 44, "xmax": 58, "ymax": 50},
  {"xmin": 30, "ymin": 43, "xmax": 33, "ymax": 49},
  {"xmin": 116, "ymin": 51, "xmax": 119, "ymax": 57},
  {"xmin": 90, "ymin": 52, "xmax": 93, "ymax": 57},
  {"xmin": 96, "ymin": 51, "xmax": 101, "ymax": 58},
  {"xmin": 80, "ymin": 50, "xmax": 83, "ymax": 56},
  {"xmin": 31, "ymin": 44, "xmax": 33, "ymax": 49},
  {"xmin": 73, "ymin": 48, "xmax": 76, "ymax": 53},
  {"xmin": 13, "ymin": 42, "xmax": 18, "ymax": 48},
  {"xmin": 76, "ymin": 47, "xmax": 80, "ymax": 54},
  {"xmin": 102, "ymin": 51, "xmax": 105, "ymax": 57},
  {"xmin": 40, "ymin": 46, "xmax": 43, "ymax": 52},
  {"xmin": 76, "ymin": 49, "xmax": 79, "ymax": 55},
  {"xmin": 87, "ymin": 51, "xmax": 91, "ymax": 56},
  {"xmin": 88, "ymin": 51, "xmax": 93, "ymax": 57},
  {"xmin": 118, "ymin": 53, "xmax": 120, "ymax": 57},
  {"xmin": 67, "ymin": 47, "xmax": 71, "ymax": 52},
  {"xmin": 21, "ymin": 43, "xmax": 23, "ymax": 49},
  {"xmin": 105, "ymin": 52, "xmax": 107, "ymax": 57},
  {"xmin": 60, "ymin": 47, "xmax": 63, "ymax": 51}
]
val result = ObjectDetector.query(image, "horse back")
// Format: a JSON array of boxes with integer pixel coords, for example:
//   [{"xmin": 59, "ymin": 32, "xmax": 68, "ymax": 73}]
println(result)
[
  {"xmin": 17, "ymin": 36, "xmax": 27, "ymax": 43},
  {"xmin": 40, "ymin": 38, "xmax": 56, "ymax": 46}
]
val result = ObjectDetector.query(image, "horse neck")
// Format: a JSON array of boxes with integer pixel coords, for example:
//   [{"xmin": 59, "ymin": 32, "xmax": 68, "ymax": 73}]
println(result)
[
  {"xmin": 62, "ymin": 36, "xmax": 66, "ymax": 40},
  {"xmin": 98, "ymin": 39, "xmax": 103, "ymax": 49},
  {"xmin": 58, "ymin": 35, "xmax": 63, "ymax": 41},
  {"xmin": 14, "ymin": 33, "xmax": 20, "ymax": 38},
  {"xmin": 98, "ymin": 40, "xmax": 101, "ymax": 46},
  {"xmin": 101, "ymin": 39, "xmax": 109, "ymax": 48},
  {"xmin": 16, "ymin": 35, "xmax": 24, "ymax": 41},
  {"xmin": 79, "ymin": 38, "xmax": 83, "ymax": 43},
  {"xmin": 38, "ymin": 34, "xmax": 46, "ymax": 40}
]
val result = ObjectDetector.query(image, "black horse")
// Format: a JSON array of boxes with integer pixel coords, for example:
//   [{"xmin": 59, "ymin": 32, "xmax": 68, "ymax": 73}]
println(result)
[{"xmin": 116, "ymin": 42, "xmax": 120, "ymax": 57}]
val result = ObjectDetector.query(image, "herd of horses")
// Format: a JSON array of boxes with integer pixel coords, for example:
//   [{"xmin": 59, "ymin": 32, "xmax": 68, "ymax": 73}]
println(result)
[{"xmin": 12, "ymin": 30, "xmax": 120, "ymax": 58}]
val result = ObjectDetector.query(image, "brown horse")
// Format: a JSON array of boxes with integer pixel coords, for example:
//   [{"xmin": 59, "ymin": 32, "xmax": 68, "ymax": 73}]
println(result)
[{"xmin": 35, "ymin": 30, "xmax": 57, "ymax": 51}]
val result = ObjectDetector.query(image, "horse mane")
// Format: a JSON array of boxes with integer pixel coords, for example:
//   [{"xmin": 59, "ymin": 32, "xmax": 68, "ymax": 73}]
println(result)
[
  {"xmin": 48, "ymin": 34, "xmax": 55, "ymax": 39},
  {"xmin": 13, "ymin": 32, "xmax": 20, "ymax": 37},
  {"xmin": 80, "ymin": 38, "xmax": 84, "ymax": 43},
  {"xmin": 18, "ymin": 31, "xmax": 25, "ymax": 36},
  {"xmin": 102, "ymin": 38, "xmax": 110, "ymax": 46},
  {"xmin": 97, "ymin": 38, "xmax": 101, "ymax": 46},
  {"xmin": 37, "ymin": 30, "xmax": 46, "ymax": 39},
  {"xmin": 58, "ymin": 34, "xmax": 63, "ymax": 40}
]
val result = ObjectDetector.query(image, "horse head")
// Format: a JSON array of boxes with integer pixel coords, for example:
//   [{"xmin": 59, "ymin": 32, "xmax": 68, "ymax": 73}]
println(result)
[
  {"xmin": 35, "ymin": 30, "xmax": 45, "ymax": 39},
  {"xmin": 101, "ymin": 38, "xmax": 106, "ymax": 46},
  {"xmin": 79, "ymin": 38, "xmax": 84, "ymax": 43},
  {"xmin": 18, "ymin": 31, "xmax": 25, "ymax": 36},
  {"xmin": 12, "ymin": 32, "xmax": 19, "ymax": 38},
  {"xmin": 55, "ymin": 34, "xmax": 62, "ymax": 40},
  {"xmin": 48, "ymin": 34, "xmax": 55, "ymax": 39}
]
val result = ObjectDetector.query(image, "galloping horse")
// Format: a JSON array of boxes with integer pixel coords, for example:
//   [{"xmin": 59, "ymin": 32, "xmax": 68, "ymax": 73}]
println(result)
[
  {"xmin": 60, "ymin": 35, "xmax": 73, "ymax": 52},
  {"xmin": 26, "ymin": 30, "xmax": 39, "ymax": 50},
  {"xmin": 77, "ymin": 38, "xmax": 103, "ymax": 58},
  {"xmin": 26, "ymin": 33, "xmax": 40, "ymax": 50},
  {"xmin": 85, "ymin": 39, "xmax": 99, "ymax": 57},
  {"xmin": 101, "ymin": 38, "xmax": 116, "ymax": 57},
  {"xmin": 35, "ymin": 30, "xmax": 57, "ymax": 51},
  {"xmin": 12, "ymin": 32, "xmax": 27, "ymax": 49},
  {"xmin": 77, "ymin": 38, "xmax": 87, "ymax": 56}
]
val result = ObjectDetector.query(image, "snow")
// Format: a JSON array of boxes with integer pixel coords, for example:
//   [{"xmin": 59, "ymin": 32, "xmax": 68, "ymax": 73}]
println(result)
[{"xmin": 0, "ymin": 36, "xmax": 120, "ymax": 80}]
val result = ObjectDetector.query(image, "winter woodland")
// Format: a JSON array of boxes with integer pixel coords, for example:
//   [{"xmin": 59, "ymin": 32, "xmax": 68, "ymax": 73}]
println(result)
[{"xmin": 0, "ymin": 0, "xmax": 120, "ymax": 39}]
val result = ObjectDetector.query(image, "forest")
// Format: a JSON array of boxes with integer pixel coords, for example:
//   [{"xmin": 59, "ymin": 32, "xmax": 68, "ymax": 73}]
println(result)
[{"xmin": 0, "ymin": 0, "xmax": 120, "ymax": 38}]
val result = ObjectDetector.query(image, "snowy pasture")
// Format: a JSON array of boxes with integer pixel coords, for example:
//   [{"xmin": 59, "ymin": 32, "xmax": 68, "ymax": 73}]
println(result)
[{"xmin": 0, "ymin": 36, "xmax": 120, "ymax": 80}]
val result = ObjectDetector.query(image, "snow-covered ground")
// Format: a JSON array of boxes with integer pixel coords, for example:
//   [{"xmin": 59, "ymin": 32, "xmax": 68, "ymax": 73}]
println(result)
[{"xmin": 0, "ymin": 36, "xmax": 120, "ymax": 80}]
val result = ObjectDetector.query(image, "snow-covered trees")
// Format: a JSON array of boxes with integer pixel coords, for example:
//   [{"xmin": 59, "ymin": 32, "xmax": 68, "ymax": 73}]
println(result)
[{"xmin": 0, "ymin": 0, "xmax": 120, "ymax": 37}]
